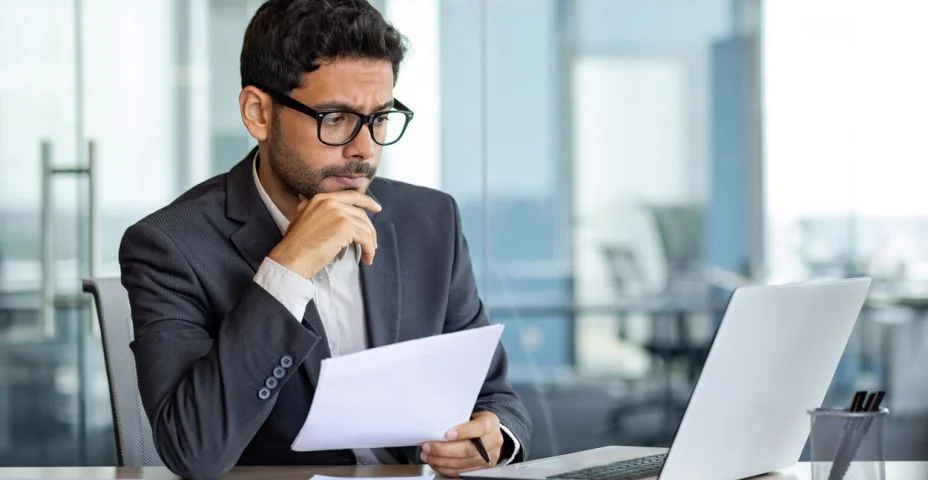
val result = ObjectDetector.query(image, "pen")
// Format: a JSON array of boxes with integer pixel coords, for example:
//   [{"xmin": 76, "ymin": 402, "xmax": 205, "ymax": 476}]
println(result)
[
  {"xmin": 868, "ymin": 391, "xmax": 885, "ymax": 411},
  {"xmin": 471, "ymin": 438, "xmax": 491, "ymax": 464},
  {"xmin": 850, "ymin": 390, "xmax": 866, "ymax": 412},
  {"xmin": 861, "ymin": 391, "xmax": 878, "ymax": 412}
]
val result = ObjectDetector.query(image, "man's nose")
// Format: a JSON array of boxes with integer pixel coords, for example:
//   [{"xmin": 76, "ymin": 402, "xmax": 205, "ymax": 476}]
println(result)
[{"xmin": 345, "ymin": 124, "xmax": 376, "ymax": 160}]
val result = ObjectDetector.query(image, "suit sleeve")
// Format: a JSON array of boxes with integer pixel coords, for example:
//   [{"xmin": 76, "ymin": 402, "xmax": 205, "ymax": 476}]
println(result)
[
  {"xmin": 441, "ymin": 195, "xmax": 533, "ymax": 462},
  {"xmin": 119, "ymin": 221, "xmax": 321, "ymax": 480}
]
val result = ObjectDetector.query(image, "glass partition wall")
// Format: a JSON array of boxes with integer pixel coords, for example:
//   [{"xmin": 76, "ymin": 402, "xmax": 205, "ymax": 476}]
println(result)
[{"xmin": 0, "ymin": 0, "xmax": 256, "ymax": 464}]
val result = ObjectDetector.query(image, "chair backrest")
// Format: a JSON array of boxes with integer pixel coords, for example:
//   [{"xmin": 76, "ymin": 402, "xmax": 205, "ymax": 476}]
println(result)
[
  {"xmin": 82, "ymin": 277, "xmax": 163, "ymax": 467},
  {"xmin": 647, "ymin": 204, "xmax": 704, "ymax": 271},
  {"xmin": 644, "ymin": 204, "xmax": 705, "ymax": 294}
]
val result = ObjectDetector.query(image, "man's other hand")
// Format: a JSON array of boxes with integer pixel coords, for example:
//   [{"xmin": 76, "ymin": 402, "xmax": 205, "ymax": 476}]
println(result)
[{"xmin": 420, "ymin": 411, "xmax": 504, "ymax": 478}]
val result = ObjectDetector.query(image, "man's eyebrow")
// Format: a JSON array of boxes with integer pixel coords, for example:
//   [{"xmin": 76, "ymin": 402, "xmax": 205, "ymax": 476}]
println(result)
[{"xmin": 313, "ymin": 99, "xmax": 395, "ymax": 113}]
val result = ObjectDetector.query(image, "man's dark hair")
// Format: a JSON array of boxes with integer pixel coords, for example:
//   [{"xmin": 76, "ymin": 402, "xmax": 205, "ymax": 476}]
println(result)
[{"xmin": 240, "ymin": 0, "xmax": 408, "ymax": 92}]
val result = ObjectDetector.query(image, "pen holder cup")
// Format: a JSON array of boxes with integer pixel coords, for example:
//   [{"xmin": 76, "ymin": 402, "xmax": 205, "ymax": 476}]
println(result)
[{"xmin": 808, "ymin": 407, "xmax": 888, "ymax": 480}]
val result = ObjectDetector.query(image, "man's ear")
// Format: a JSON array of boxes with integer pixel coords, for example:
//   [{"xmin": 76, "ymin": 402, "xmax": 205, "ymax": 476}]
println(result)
[{"xmin": 240, "ymin": 85, "xmax": 273, "ymax": 142}]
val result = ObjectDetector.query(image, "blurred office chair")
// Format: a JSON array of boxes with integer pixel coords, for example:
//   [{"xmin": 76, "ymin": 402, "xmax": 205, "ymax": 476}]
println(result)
[
  {"xmin": 647, "ymin": 203, "xmax": 712, "ymax": 382},
  {"xmin": 602, "ymin": 204, "xmax": 711, "ymax": 444},
  {"xmin": 82, "ymin": 277, "xmax": 163, "ymax": 466},
  {"xmin": 601, "ymin": 245, "xmax": 688, "ymax": 444},
  {"xmin": 601, "ymin": 245, "xmax": 647, "ymax": 340},
  {"xmin": 649, "ymin": 204, "xmax": 704, "ymax": 287}
]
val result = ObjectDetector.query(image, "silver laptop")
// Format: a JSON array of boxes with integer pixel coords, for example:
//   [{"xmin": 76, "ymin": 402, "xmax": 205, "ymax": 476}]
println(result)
[{"xmin": 463, "ymin": 278, "xmax": 871, "ymax": 480}]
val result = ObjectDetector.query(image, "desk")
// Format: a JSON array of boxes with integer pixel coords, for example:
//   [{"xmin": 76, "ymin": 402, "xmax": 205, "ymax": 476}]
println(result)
[{"xmin": 0, "ymin": 463, "xmax": 926, "ymax": 479}]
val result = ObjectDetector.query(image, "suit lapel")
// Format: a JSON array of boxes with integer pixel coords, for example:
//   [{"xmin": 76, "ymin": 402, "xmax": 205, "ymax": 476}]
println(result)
[
  {"xmin": 230, "ymin": 214, "xmax": 281, "ymax": 273},
  {"xmin": 226, "ymin": 147, "xmax": 282, "ymax": 273},
  {"xmin": 361, "ymin": 215, "xmax": 402, "ymax": 348}
]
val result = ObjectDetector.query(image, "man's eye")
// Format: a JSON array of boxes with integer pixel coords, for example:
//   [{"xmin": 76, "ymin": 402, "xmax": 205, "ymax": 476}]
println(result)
[{"xmin": 322, "ymin": 113, "xmax": 348, "ymax": 125}]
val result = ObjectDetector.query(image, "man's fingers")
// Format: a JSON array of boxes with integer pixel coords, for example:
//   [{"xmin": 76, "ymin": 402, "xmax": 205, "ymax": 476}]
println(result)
[
  {"xmin": 428, "ymin": 460, "xmax": 492, "ymax": 480},
  {"xmin": 423, "ymin": 452, "xmax": 485, "ymax": 471},
  {"xmin": 447, "ymin": 413, "xmax": 498, "ymax": 441},
  {"xmin": 424, "ymin": 453, "xmax": 480, "ymax": 468},
  {"xmin": 423, "ymin": 440, "xmax": 477, "ymax": 459},
  {"xmin": 331, "ymin": 202, "xmax": 378, "ymax": 250},
  {"xmin": 323, "ymin": 190, "xmax": 382, "ymax": 213},
  {"xmin": 297, "ymin": 193, "xmax": 310, "ymax": 212},
  {"xmin": 349, "ymin": 221, "xmax": 377, "ymax": 266},
  {"xmin": 423, "ymin": 435, "xmax": 503, "ymax": 464}
]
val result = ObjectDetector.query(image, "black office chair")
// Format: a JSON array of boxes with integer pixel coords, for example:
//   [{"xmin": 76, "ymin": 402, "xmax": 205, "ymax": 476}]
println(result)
[{"xmin": 82, "ymin": 277, "xmax": 163, "ymax": 466}]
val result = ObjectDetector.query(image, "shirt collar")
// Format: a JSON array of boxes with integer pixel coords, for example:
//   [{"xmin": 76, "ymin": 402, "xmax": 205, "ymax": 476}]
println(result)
[{"xmin": 252, "ymin": 150, "xmax": 290, "ymax": 236}]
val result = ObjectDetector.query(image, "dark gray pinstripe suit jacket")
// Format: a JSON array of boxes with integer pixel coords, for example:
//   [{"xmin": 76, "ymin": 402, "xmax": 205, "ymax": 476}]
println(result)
[{"xmin": 118, "ymin": 149, "xmax": 531, "ymax": 480}]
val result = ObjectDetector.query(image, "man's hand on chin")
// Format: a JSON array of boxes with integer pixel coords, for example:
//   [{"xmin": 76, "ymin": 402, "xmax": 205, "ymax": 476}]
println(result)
[{"xmin": 420, "ymin": 411, "xmax": 504, "ymax": 478}]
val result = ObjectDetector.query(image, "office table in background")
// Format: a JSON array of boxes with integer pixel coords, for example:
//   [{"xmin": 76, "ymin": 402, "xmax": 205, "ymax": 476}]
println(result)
[{"xmin": 0, "ymin": 463, "xmax": 927, "ymax": 479}]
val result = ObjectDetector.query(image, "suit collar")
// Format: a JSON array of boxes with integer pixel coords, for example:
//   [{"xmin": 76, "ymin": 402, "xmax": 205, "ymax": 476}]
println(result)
[{"xmin": 225, "ymin": 146, "xmax": 262, "ymax": 224}]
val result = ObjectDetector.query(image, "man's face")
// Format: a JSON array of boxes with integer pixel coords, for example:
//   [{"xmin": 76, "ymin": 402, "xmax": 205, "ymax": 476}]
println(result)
[{"xmin": 266, "ymin": 58, "xmax": 394, "ymax": 198}]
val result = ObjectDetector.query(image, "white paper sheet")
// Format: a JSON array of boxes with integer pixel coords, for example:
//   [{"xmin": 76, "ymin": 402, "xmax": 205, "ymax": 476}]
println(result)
[{"xmin": 291, "ymin": 324, "xmax": 504, "ymax": 451}]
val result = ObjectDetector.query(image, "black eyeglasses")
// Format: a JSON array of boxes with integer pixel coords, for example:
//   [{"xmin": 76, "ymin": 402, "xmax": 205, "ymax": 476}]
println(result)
[{"xmin": 252, "ymin": 83, "xmax": 414, "ymax": 146}]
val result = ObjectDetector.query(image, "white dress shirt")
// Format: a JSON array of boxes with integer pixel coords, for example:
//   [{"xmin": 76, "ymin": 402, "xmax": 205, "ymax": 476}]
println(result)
[{"xmin": 249, "ymin": 154, "xmax": 520, "ymax": 465}]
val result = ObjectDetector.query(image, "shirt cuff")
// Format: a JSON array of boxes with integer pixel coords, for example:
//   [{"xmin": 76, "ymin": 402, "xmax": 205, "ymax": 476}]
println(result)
[
  {"xmin": 497, "ymin": 424, "xmax": 522, "ymax": 466},
  {"xmin": 253, "ymin": 257, "xmax": 314, "ymax": 322}
]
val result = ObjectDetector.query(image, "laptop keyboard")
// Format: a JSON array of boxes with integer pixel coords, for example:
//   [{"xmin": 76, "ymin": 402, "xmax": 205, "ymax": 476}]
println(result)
[{"xmin": 546, "ymin": 453, "xmax": 667, "ymax": 480}]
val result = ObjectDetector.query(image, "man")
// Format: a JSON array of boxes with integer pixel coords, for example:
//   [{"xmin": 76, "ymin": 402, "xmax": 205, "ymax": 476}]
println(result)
[{"xmin": 118, "ymin": 0, "xmax": 531, "ymax": 479}]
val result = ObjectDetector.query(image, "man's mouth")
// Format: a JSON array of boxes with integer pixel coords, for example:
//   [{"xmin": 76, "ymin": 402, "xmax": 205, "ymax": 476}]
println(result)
[{"xmin": 328, "ymin": 175, "xmax": 370, "ymax": 189}]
